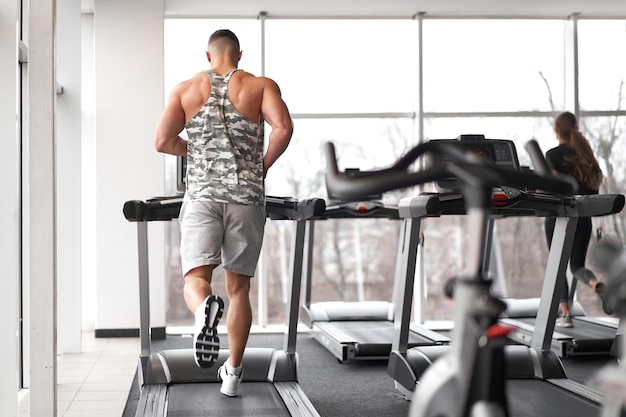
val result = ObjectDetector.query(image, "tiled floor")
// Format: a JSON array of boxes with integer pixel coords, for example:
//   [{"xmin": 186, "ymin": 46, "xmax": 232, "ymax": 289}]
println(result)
[{"xmin": 18, "ymin": 332, "xmax": 139, "ymax": 417}]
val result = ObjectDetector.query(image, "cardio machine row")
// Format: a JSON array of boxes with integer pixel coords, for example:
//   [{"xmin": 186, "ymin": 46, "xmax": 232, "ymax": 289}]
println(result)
[{"xmin": 324, "ymin": 135, "xmax": 626, "ymax": 417}]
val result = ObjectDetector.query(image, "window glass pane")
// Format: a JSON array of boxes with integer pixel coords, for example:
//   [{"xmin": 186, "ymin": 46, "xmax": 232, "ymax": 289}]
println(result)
[
  {"xmin": 580, "ymin": 115, "xmax": 626, "ymax": 270},
  {"xmin": 580, "ymin": 115, "xmax": 626, "ymax": 193},
  {"xmin": 307, "ymin": 218, "xmax": 402, "ymax": 305},
  {"xmin": 265, "ymin": 118, "xmax": 414, "ymax": 321},
  {"xmin": 422, "ymin": 20, "xmax": 565, "ymax": 112},
  {"xmin": 265, "ymin": 20, "xmax": 418, "ymax": 114},
  {"xmin": 578, "ymin": 20, "xmax": 626, "ymax": 110},
  {"xmin": 164, "ymin": 19, "xmax": 261, "ymax": 96},
  {"xmin": 266, "ymin": 118, "xmax": 417, "ymax": 200},
  {"xmin": 420, "ymin": 215, "xmax": 466, "ymax": 321}
]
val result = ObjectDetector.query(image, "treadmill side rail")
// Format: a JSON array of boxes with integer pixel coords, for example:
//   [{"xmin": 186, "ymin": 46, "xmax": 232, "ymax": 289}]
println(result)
[
  {"xmin": 274, "ymin": 381, "xmax": 322, "ymax": 417},
  {"xmin": 134, "ymin": 384, "xmax": 167, "ymax": 417},
  {"xmin": 548, "ymin": 378, "xmax": 604, "ymax": 405}
]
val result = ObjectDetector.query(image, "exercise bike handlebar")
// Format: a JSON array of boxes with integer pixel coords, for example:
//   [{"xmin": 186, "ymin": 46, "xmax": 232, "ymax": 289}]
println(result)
[
  {"xmin": 524, "ymin": 140, "xmax": 552, "ymax": 176},
  {"xmin": 324, "ymin": 139, "xmax": 578, "ymax": 201}
]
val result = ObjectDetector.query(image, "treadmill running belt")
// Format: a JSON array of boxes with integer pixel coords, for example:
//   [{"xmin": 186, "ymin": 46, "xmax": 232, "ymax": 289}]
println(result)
[
  {"xmin": 316, "ymin": 321, "xmax": 442, "ymax": 357},
  {"xmin": 167, "ymin": 383, "xmax": 291, "ymax": 416},
  {"xmin": 507, "ymin": 379, "xmax": 598, "ymax": 417},
  {"xmin": 514, "ymin": 317, "xmax": 616, "ymax": 352},
  {"xmin": 322, "ymin": 321, "xmax": 437, "ymax": 344}
]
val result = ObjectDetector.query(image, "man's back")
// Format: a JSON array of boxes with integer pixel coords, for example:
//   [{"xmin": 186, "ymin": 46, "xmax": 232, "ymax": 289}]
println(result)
[
  {"xmin": 183, "ymin": 69, "xmax": 265, "ymax": 205},
  {"xmin": 154, "ymin": 55, "xmax": 292, "ymax": 183},
  {"xmin": 179, "ymin": 70, "xmax": 269, "ymax": 126}
]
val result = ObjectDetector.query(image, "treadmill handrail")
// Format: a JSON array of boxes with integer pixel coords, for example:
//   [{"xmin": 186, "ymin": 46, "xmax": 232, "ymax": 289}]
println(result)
[
  {"xmin": 324, "ymin": 139, "xmax": 578, "ymax": 201},
  {"xmin": 399, "ymin": 191, "xmax": 625, "ymax": 219},
  {"xmin": 316, "ymin": 201, "xmax": 400, "ymax": 220},
  {"xmin": 123, "ymin": 195, "xmax": 326, "ymax": 222}
]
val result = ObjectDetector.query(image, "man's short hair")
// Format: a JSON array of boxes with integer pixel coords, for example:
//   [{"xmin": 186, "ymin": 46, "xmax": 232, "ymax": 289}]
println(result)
[{"xmin": 208, "ymin": 29, "xmax": 240, "ymax": 61}]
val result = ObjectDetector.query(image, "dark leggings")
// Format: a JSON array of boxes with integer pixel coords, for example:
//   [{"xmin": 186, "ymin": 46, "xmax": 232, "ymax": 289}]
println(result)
[{"xmin": 544, "ymin": 217, "xmax": 593, "ymax": 302}]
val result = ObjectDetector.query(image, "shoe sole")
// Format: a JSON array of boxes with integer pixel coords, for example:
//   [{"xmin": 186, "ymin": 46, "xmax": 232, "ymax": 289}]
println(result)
[
  {"xmin": 573, "ymin": 268, "xmax": 595, "ymax": 286},
  {"xmin": 194, "ymin": 295, "xmax": 224, "ymax": 368},
  {"xmin": 595, "ymin": 282, "xmax": 616, "ymax": 315}
]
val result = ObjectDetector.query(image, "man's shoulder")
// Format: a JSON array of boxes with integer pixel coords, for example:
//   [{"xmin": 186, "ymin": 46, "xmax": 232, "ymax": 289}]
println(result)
[
  {"xmin": 234, "ymin": 70, "xmax": 277, "ymax": 86},
  {"xmin": 176, "ymin": 71, "xmax": 209, "ymax": 89},
  {"xmin": 170, "ymin": 72, "xmax": 209, "ymax": 99},
  {"xmin": 187, "ymin": 71, "xmax": 211, "ymax": 85}
]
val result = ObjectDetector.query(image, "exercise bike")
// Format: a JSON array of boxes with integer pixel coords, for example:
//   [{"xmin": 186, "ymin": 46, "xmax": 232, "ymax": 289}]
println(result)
[
  {"xmin": 323, "ymin": 138, "xmax": 577, "ymax": 417},
  {"xmin": 589, "ymin": 239, "xmax": 626, "ymax": 417}
]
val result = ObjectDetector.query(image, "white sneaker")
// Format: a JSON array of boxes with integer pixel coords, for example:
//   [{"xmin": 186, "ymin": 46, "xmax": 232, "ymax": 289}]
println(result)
[
  {"xmin": 193, "ymin": 295, "xmax": 224, "ymax": 368},
  {"xmin": 556, "ymin": 315, "xmax": 573, "ymax": 328},
  {"xmin": 218, "ymin": 363, "xmax": 243, "ymax": 397}
]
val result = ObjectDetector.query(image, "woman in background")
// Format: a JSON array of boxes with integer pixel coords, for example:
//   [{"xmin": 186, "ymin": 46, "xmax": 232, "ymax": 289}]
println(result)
[{"xmin": 544, "ymin": 111, "xmax": 608, "ymax": 328}]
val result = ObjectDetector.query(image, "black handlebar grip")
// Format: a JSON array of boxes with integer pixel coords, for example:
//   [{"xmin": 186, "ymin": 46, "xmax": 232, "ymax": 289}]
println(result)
[{"xmin": 524, "ymin": 140, "xmax": 551, "ymax": 175}]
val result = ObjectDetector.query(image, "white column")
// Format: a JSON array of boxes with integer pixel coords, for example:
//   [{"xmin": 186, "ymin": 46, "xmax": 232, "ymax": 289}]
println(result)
[
  {"xmin": 56, "ymin": 0, "xmax": 82, "ymax": 354},
  {"xmin": 0, "ymin": 0, "xmax": 21, "ymax": 415},
  {"xmin": 28, "ymin": 0, "xmax": 58, "ymax": 415},
  {"xmin": 81, "ymin": 12, "xmax": 97, "ymax": 332}
]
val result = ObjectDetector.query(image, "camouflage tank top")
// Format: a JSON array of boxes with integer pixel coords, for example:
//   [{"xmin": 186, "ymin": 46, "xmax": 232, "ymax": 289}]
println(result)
[{"xmin": 184, "ymin": 69, "xmax": 265, "ymax": 205}]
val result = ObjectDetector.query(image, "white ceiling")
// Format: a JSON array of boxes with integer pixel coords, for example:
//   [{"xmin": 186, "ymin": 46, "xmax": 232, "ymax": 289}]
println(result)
[{"xmin": 82, "ymin": 0, "xmax": 626, "ymax": 18}]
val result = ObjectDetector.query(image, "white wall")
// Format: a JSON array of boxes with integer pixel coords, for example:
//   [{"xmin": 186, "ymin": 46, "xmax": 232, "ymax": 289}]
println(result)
[
  {"xmin": 0, "ymin": 0, "xmax": 21, "ymax": 415},
  {"xmin": 93, "ymin": 0, "xmax": 166, "ymax": 332},
  {"xmin": 81, "ymin": 12, "xmax": 97, "ymax": 332}
]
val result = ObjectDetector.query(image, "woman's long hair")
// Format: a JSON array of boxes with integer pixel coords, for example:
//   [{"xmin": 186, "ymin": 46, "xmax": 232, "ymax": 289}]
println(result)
[{"xmin": 554, "ymin": 111, "xmax": 603, "ymax": 191}]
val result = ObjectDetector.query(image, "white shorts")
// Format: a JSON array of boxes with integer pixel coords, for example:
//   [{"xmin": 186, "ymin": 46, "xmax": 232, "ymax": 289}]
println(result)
[{"xmin": 179, "ymin": 201, "xmax": 266, "ymax": 277}]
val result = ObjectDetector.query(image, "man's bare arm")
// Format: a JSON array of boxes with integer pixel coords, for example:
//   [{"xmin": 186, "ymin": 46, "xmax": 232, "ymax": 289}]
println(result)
[
  {"xmin": 155, "ymin": 85, "xmax": 188, "ymax": 156},
  {"xmin": 261, "ymin": 80, "xmax": 293, "ymax": 176}
]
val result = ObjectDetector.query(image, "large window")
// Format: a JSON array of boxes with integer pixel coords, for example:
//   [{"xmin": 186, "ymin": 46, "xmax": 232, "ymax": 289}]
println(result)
[{"xmin": 164, "ymin": 17, "xmax": 626, "ymax": 327}]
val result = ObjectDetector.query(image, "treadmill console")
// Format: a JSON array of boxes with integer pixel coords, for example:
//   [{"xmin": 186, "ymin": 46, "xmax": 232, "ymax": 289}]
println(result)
[{"xmin": 429, "ymin": 134, "xmax": 521, "ymax": 192}]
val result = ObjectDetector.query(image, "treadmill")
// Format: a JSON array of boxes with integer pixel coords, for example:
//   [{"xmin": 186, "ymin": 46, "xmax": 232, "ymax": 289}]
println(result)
[
  {"xmin": 501, "ymin": 269, "xmax": 620, "ymax": 357},
  {"xmin": 383, "ymin": 136, "xmax": 625, "ymax": 415},
  {"xmin": 501, "ymin": 299, "xmax": 619, "ymax": 358},
  {"xmin": 123, "ymin": 195, "xmax": 326, "ymax": 417},
  {"xmin": 299, "ymin": 200, "xmax": 450, "ymax": 362}
]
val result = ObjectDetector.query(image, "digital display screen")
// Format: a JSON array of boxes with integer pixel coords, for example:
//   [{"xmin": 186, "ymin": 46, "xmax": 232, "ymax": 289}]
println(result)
[
  {"xmin": 465, "ymin": 145, "xmax": 495, "ymax": 161},
  {"xmin": 431, "ymin": 137, "xmax": 520, "ymax": 192}
]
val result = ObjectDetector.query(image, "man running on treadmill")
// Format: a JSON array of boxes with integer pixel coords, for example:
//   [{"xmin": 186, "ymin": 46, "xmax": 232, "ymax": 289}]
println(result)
[{"xmin": 154, "ymin": 29, "xmax": 293, "ymax": 396}]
